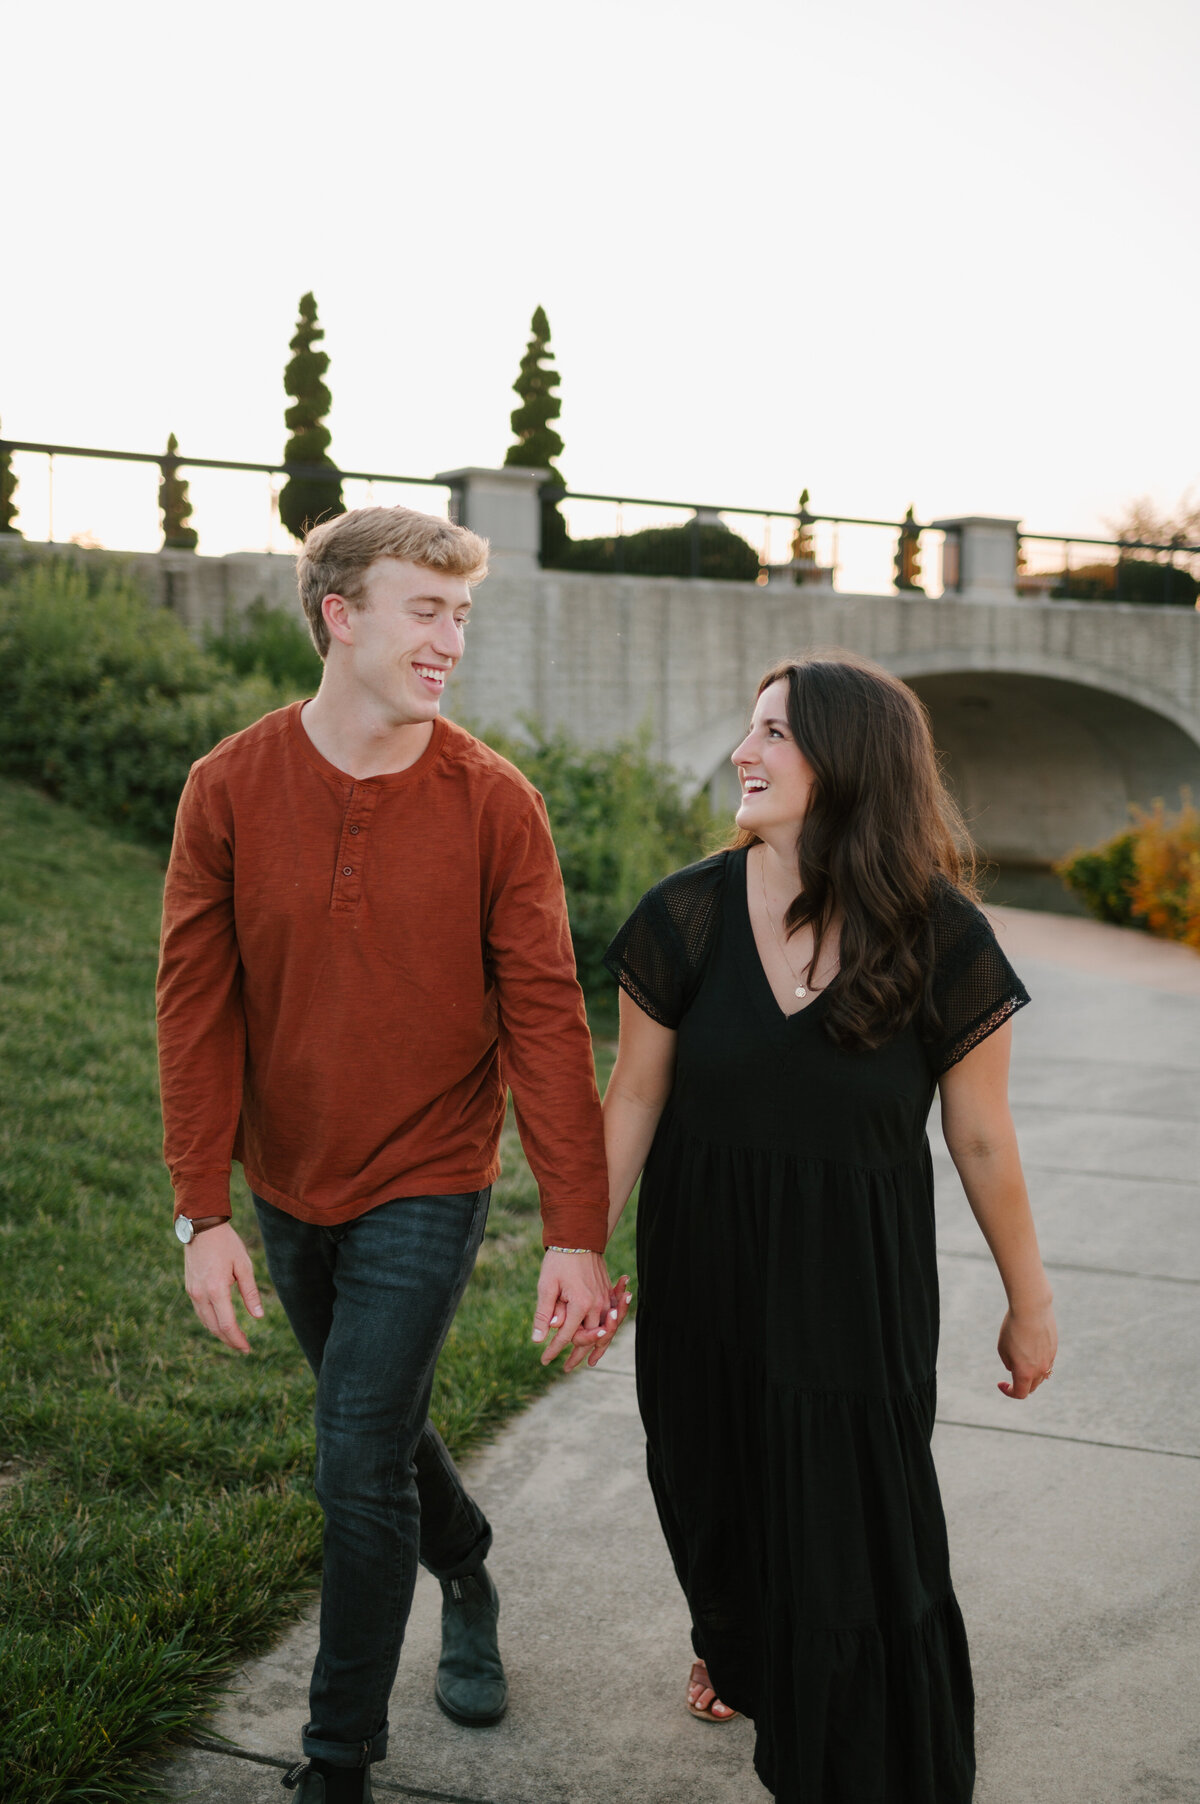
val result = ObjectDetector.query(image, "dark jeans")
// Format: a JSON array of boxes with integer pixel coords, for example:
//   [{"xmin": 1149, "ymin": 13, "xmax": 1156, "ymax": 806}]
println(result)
[{"xmin": 253, "ymin": 1189, "xmax": 493, "ymax": 1769}]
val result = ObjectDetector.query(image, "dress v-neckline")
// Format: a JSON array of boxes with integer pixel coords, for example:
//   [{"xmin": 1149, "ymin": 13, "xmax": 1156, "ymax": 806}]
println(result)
[{"xmin": 732, "ymin": 846, "xmax": 838, "ymax": 1027}]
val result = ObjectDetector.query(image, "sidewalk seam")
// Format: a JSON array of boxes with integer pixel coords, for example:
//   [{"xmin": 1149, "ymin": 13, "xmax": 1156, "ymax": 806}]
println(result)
[
  {"xmin": 1006, "ymin": 1101, "xmax": 1198, "ymax": 1123},
  {"xmin": 1010, "ymin": 1162, "xmax": 1199, "ymax": 1188},
  {"xmin": 936, "ymin": 1247, "xmax": 1200, "ymax": 1288},
  {"xmin": 183, "ymin": 1736, "xmax": 510, "ymax": 1803},
  {"xmin": 935, "ymin": 1418, "xmax": 1200, "ymax": 1460}
]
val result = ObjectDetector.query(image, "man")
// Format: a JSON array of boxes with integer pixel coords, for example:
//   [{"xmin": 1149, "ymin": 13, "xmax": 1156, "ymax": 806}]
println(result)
[{"xmin": 157, "ymin": 506, "xmax": 618, "ymax": 1804}]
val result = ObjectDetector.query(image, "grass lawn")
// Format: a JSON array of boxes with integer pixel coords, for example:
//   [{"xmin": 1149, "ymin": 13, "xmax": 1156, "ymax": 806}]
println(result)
[{"xmin": 0, "ymin": 776, "xmax": 632, "ymax": 1804}]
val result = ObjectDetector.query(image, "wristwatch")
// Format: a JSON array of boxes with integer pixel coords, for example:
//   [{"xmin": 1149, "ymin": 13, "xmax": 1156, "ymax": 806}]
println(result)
[{"xmin": 174, "ymin": 1214, "xmax": 228, "ymax": 1245}]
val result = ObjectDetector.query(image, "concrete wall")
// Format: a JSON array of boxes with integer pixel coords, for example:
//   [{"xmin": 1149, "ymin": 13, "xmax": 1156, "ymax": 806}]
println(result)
[{"xmin": 0, "ymin": 537, "xmax": 307, "ymax": 637}]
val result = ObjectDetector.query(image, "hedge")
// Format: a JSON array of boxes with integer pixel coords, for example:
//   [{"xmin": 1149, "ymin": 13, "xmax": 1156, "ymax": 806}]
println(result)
[{"xmin": 550, "ymin": 519, "xmax": 760, "ymax": 582}]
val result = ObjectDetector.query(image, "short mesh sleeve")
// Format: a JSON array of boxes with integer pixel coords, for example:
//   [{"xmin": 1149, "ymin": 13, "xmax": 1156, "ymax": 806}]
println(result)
[
  {"xmin": 924, "ymin": 885, "xmax": 1030, "ymax": 1077},
  {"xmin": 603, "ymin": 854, "xmax": 726, "ymax": 1029}
]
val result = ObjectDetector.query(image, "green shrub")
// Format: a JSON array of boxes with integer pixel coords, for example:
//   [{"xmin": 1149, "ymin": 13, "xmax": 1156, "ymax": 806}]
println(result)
[
  {"xmin": 550, "ymin": 519, "xmax": 760, "ymax": 582},
  {"xmin": 1055, "ymin": 829, "xmax": 1141, "ymax": 926},
  {"xmin": 206, "ymin": 598, "xmax": 322, "ymax": 691},
  {"xmin": 1052, "ymin": 559, "xmax": 1199, "ymax": 607},
  {"xmin": 0, "ymin": 559, "xmax": 278, "ymax": 842},
  {"xmin": 479, "ymin": 722, "xmax": 716, "ymax": 997}
]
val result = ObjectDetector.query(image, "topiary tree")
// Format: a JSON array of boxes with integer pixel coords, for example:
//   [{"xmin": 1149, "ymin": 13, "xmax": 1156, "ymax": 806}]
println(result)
[
  {"xmin": 159, "ymin": 434, "xmax": 198, "ymax": 551},
  {"xmin": 0, "ymin": 416, "xmax": 19, "ymax": 535},
  {"xmin": 893, "ymin": 505, "xmax": 923, "ymax": 592},
  {"xmin": 504, "ymin": 306, "xmax": 567, "ymax": 561},
  {"xmin": 790, "ymin": 488, "xmax": 814, "ymax": 568},
  {"xmin": 279, "ymin": 292, "xmax": 344, "ymax": 542}
]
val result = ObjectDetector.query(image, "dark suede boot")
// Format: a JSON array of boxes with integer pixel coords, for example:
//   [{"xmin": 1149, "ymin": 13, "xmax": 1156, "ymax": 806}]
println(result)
[
  {"xmin": 434, "ymin": 1565, "xmax": 508, "ymax": 1725},
  {"xmin": 281, "ymin": 1759, "xmax": 374, "ymax": 1802}
]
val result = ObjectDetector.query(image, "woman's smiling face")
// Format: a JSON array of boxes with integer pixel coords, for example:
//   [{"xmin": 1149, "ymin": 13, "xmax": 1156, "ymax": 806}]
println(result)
[{"xmin": 731, "ymin": 679, "xmax": 816, "ymax": 835}]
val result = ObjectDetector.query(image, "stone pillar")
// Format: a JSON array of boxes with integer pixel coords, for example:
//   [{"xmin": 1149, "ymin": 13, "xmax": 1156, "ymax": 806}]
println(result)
[
  {"xmin": 435, "ymin": 465, "xmax": 549, "ymax": 577},
  {"xmin": 767, "ymin": 560, "xmax": 835, "ymax": 589},
  {"xmin": 931, "ymin": 515, "xmax": 1020, "ymax": 602}
]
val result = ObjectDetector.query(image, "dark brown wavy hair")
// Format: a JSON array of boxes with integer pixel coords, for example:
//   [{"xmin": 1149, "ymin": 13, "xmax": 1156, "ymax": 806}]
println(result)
[{"xmin": 730, "ymin": 651, "xmax": 977, "ymax": 1051}]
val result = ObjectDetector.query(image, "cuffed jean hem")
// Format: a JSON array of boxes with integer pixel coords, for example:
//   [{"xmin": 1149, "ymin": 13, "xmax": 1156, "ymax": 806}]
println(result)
[
  {"xmin": 423, "ymin": 1535, "xmax": 491, "ymax": 1585},
  {"xmin": 300, "ymin": 1728, "xmax": 385, "ymax": 1768}
]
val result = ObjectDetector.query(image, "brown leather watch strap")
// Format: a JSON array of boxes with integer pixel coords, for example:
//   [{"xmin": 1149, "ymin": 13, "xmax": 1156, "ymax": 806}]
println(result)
[{"xmin": 189, "ymin": 1216, "xmax": 229, "ymax": 1234}]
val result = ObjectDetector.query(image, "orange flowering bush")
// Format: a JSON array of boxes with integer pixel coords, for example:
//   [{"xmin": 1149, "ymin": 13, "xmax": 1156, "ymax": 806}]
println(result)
[
  {"xmin": 1057, "ymin": 798, "xmax": 1200, "ymax": 950},
  {"xmin": 1127, "ymin": 800, "xmax": 1200, "ymax": 950}
]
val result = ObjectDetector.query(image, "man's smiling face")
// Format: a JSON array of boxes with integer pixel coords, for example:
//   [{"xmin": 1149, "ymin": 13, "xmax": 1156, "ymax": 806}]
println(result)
[{"xmin": 328, "ymin": 556, "xmax": 472, "ymax": 725}]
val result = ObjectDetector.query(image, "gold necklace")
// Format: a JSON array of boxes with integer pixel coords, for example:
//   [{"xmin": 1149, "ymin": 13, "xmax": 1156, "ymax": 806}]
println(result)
[{"xmin": 758, "ymin": 849, "xmax": 810, "ymax": 1000}]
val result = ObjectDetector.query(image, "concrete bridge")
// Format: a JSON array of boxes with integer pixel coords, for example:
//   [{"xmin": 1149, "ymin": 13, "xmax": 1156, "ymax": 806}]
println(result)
[
  {"xmin": 441, "ymin": 469, "xmax": 1200, "ymax": 870},
  {"xmin": 454, "ymin": 567, "xmax": 1200, "ymax": 868},
  {"xmin": 6, "ymin": 468, "xmax": 1198, "ymax": 871}
]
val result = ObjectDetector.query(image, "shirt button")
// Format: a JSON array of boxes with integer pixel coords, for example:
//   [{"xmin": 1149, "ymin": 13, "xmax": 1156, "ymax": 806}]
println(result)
[
  {"xmin": 349, "ymin": 825, "xmax": 360, "ymax": 835},
  {"xmin": 342, "ymin": 866, "xmax": 353, "ymax": 876}
]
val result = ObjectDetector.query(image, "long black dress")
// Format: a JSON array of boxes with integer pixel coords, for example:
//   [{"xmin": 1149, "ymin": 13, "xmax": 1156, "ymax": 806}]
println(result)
[{"xmin": 604, "ymin": 849, "xmax": 1029, "ymax": 1804}]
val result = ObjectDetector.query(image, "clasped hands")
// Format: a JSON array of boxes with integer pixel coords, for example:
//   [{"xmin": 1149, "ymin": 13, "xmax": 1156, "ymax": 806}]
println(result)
[{"xmin": 530, "ymin": 1248, "xmax": 633, "ymax": 1372}]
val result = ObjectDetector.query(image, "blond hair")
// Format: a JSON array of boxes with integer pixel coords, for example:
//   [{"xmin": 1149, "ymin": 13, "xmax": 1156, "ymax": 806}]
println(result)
[{"xmin": 296, "ymin": 505, "xmax": 489, "ymax": 657}]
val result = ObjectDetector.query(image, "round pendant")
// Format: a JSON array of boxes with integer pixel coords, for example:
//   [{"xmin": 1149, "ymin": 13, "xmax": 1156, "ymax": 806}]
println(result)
[{"xmin": 795, "ymin": 985, "xmax": 807, "ymax": 998}]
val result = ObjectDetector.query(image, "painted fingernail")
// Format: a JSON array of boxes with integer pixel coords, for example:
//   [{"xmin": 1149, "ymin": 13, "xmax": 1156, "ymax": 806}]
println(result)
[
  {"xmin": 550, "ymin": 1314, "xmax": 561, "ymax": 1326},
  {"xmin": 531, "ymin": 1328, "xmax": 545, "ymax": 1343},
  {"xmin": 608, "ymin": 1307, "xmax": 618, "ymax": 1320},
  {"xmin": 597, "ymin": 1327, "xmax": 606, "ymax": 1336}
]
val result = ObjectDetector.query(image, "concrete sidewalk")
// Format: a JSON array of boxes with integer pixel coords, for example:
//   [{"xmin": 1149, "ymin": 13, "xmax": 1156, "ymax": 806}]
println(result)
[{"xmin": 163, "ymin": 909, "xmax": 1200, "ymax": 1804}]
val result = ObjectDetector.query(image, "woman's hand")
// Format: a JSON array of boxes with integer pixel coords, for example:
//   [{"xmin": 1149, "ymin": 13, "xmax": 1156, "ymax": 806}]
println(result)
[
  {"xmin": 997, "ymin": 1298, "xmax": 1057, "ymax": 1399},
  {"xmin": 563, "ymin": 1274, "xmax": 633, "ymax": 1372},
  {"xmin": 940, "ymin": 1023, "xmax": 1058, "ymax": 1403}
]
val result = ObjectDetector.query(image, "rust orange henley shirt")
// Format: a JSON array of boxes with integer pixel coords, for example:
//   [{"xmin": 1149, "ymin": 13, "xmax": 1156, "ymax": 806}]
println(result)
[{"xmin": 156, "ymin": 703, "xmax": 609, "ymax": 1251}]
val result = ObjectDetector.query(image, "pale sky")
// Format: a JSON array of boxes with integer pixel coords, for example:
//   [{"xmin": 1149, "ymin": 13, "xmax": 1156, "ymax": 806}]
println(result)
[{"xmin": 3, "ymin": 0, "xmax": 1197, "ymax": 592}]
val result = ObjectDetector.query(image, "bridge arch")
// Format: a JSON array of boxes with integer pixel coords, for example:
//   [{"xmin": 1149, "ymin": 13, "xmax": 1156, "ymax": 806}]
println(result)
[
  {"xmin": 885, "ymin": 648, "xmax": 1200, "ymax": 754},
  {"xmin": 700, "ymin": 656, "xmax": 1200, "ymax": 869}
]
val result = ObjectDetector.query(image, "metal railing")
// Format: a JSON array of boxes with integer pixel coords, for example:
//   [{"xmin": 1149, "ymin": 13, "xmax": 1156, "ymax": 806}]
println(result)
[
  {"xmin": 2, "ymin": 437, "xmax": 1197, "ymax": 604},
  {"xmin": 1016, "ymin": 528, "xmax": 1200, "ymax": 606},
  {"xmin": 542, "ymin": 485, "xmax": 1200, "ymax": 603},
  {"xmin": 0, "ymin": 437, "xmax": 447, "ymax": 553},
  {"xmin": 540, "ymin": 486, "xmax": 934, "ymax": 594}
]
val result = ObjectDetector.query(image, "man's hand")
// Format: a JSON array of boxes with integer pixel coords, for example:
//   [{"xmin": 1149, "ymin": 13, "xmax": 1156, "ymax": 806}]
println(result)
[
  {"xmin": 564, "ymin": 1274, "xmax": 633, "ymax": 1373},
  {"xmin": 531, "ymin": 1250, "xmax": 611, "ymax": 1366},
  {"xmin": 183, "ymin": 1222, "xmax": 264, "ymax": 1353}
]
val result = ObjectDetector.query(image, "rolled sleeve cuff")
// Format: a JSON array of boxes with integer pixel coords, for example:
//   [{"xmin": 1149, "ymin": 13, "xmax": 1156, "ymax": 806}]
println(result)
[{"xmin": 540, "ymin": 1200, "xmax": 609, "ymax": 1255}]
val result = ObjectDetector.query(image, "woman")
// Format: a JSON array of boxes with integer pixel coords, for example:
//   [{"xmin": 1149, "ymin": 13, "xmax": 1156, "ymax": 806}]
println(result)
[{"xmin": 598, "ymin": 654, "xmax": 1057, "ymax": 1802}]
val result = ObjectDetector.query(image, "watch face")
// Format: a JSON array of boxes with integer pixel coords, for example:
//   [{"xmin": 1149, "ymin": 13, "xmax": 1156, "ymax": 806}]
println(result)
[{"xmin": 174, "ymin": 1215, "xmax": 194, "ymax": 1245}]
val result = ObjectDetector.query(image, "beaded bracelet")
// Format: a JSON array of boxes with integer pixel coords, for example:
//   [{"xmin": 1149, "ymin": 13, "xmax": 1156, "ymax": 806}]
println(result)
[{"xmin": 546, "ymin": 1244, "xmax": 590, "ymax": 1255}]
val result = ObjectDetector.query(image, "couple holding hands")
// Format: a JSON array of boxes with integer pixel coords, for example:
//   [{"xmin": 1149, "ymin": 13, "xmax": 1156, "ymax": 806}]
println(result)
[{"xmin": 158, "ymin": 504, "xmax": 1055, "ymax": 1804}]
